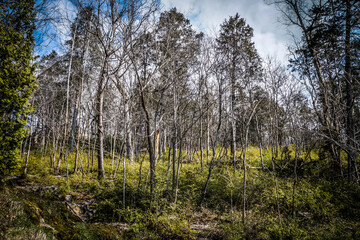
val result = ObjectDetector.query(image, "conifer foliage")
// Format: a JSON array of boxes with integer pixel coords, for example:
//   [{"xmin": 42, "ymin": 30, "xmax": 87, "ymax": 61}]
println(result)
[{"xmin": 0, "ymin": 0, "xmax": 37, "ymax": 178}]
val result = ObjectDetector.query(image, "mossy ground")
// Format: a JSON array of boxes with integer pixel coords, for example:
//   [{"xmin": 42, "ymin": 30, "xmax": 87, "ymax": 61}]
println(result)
[
  {"xmin": 1, "ymin": 146, "xmax": 359, "ymax": 239},
  {"xmin": 0, "ymin": 186, "xmax": 123, "ymax": 239}
]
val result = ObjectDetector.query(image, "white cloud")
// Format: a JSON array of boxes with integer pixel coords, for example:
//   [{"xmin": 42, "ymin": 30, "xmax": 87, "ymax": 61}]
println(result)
[
  {"xmin": 54, "ymin": 0, "xmax": 77, "ymax": 41},
  {"xmin": 161, "ymin": 0, "xmax": 291, "ymax": 64}
]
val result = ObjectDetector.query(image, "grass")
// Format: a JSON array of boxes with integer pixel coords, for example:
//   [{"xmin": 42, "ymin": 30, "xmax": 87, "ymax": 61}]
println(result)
[{"xmin": 2, "ymin": 145, "xmax": 359, "ymax": 239}]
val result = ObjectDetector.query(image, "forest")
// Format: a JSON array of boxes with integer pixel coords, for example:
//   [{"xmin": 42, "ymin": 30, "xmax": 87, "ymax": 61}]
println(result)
[{"xmin": 0, "ymin": 0, "xmax": 359, "ymax": 239}]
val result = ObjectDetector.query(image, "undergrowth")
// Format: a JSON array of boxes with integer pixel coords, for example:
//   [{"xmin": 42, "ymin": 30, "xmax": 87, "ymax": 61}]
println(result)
[{"xmin": 1, "ymin": 146, "xmax": 359, "ymax": 239}]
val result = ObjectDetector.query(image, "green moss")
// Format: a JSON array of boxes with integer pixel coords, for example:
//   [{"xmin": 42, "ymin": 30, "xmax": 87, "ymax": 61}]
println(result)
[
  {"xmin": 76, "ymin": 223, "xmax": 122, "ymax": 240},
  {"xmin": 0, "ymin": 190, "xmax": 53, "ymax": 240}
]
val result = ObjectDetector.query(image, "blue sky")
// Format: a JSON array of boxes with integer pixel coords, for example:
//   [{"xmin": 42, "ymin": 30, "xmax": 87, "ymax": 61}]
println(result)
[
  {"xmin": 36, "ymin": 0, "xmax": 291, "ymax": 64},
  {"xmin": 35, "ymin": 0, "xmax": 77, "ymax": 56}
]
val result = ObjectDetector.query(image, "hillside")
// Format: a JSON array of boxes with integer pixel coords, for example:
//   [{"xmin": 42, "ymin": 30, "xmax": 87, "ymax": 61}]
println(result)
[{"xmin": 1, "ymin": 148, "xmax": 359, "ymax": 239}]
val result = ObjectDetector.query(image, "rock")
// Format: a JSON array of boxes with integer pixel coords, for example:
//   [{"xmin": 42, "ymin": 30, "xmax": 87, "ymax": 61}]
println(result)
[
  {"xmin": 65, "ymin": 195, "xmax": 72, "ymax": 202},
  {"xmin": 66, "ymin": 200, "xmax": 97, "ymax": 222}
]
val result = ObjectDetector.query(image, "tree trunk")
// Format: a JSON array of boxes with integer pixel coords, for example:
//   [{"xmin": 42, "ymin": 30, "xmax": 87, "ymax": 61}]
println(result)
[
  {"xmin": 72, "ymin": 107, "xmax": 79, "ymax": 172},
  {"xmin": 139, "ymin": 79, "xmax": 155, "ymax": 198},
  {"xmin": 174, "ymin": 139, "xmax": 182, "ymax": 204},
  {"xmin": 230, "ymin": 60, "xmax": 237, "ymax": 172},
  {"xmin": 165, "ymin": 145, "xmax": 172, "ymax": 194},
  {"xmin": 172, "ymin": 86, "xmax": 178, "ymax": 192},
  {"xmin": 124, "ymin": 100, "xmax": 134, "ymax": 162},
  {"xmin": 345, "ymin": 0, "xmax": 357, "ymax": 181},
  {"xmin": 111, "ymin": 127, "xmax": 118, "ymax": 172},
  {"xmin": 242, "ymin": 131, "xmax": 248, "ymax": 225},
  {"xmin": 256, "ymin": 116, "xmax": 264, "ymax": 173},
  {"xmin": 96, "ymin": 61, "xmax": 107, "ymax": 179},
  {"xmin": 135, "ymin": 124, "xmax": 143, "ymax": 157},
  {"xmin": 23, "ymin": 117, "xmax": 33, "ymax": 176},
  {"xmin": 123, "ymin": 113, "xmax": 127, "ymax": 209}
]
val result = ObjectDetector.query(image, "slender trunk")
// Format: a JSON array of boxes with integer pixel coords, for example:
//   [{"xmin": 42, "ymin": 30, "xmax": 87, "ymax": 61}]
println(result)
[
  {"xmin": 242, "ymin": 144, "xmax": 247, "ymax": 225},
  {"xmin": 155, "ymin": 129, "xmax": 160, "ymax": 162},
  {"xmin": 33, "ymin": 120, "xmax": 40, "ymax": 146},
  {"xmin": 165, "ymin": 146, "xmax": 172, "ymax": 193},
  {"xmin": 56, "ymin": 122, "xmax": 66, "ymax": 174},
  {"xmin": 174, "ymin": 139, "xmax": 182, "ymax": 204},
  {"xmin": 231, "ymin": 114, "xmax": 236, "ymax": 172},
  {"xmin": 345, "ymin": 0, "xmax": 356, "ymax": 181},
  {"xmin": 69, "ymin": 108, "xmax": 78, "ymax": 153},
  {"xmin": 190, "ymin": 130, "xmax": 194, "ymax": 163},
  {"xmin": 72, "ymin": 73, "xmax": 84, "ymax": 173},
  {"xmin": 96, "ymin": 61, "xmax": 107, "ymax": 179},
  {"xmin": 123, "ymin": 105, "xmax": 128, "ymax": 209},
  {"xmin": 52, "ymin": 129, "xmax": 59, "ymax": 170},
  {"xmin": 200, "ymin": 115, "xmax": 203, "ymax": 170},
  {"xmin": 91, "ymin": 137, "xmax": 96, "ymax": 172},
  {"xmin": 163, "ymin": 128, "xmax": 167, "ymax": 153},
  {"xmin": 206, "ymin": 82, "xmax": 210, "ymax": 163},
  {"xmin": 72, "ymin": 107, "xmax": 79, "ymax": 173},
  {"xmin": 139, "ymin": 79, "xmax": 155, "ymax": 198},
  {"xmin": 87, "ymin": 124, "xmax": 91, "ymax": 173},
  {"xmin": 40, "ymin": 128, "xmax": 47, "ymax": 164},
  {"xmin": 64, "ymin": 20, "xmax": 78, "ymax": 182},
  {"xmin": 78, "ymin": 127, "xmax": 84, "ymax": 173},
  {"xmin": 159, "ymin": 128, "xmax": 163, "ymax": 160},
  {"xmin": 199, "ymin": 76, "xmax": 204, "ymax": 169},
  {"xmin": 172, "ymin": 86, "xmax": 177, "ymax": 192},
  {"xmin": 172, "ymin": 136, "xmax": 177, "ymax": 192},
  {"xmin": 256, "ymin": 116, "xmax": 264, "ymax": 173},
  {"xmin": 123, "ymin": 147, "xmax": 126, "ymax": 209},
  {"xmin": 23, "ymin": 117, "xmax": 33, "ymax": 175},
  {"xmin": 74, "ymin": 110, "xmax": 83, "ymax": 174},
  {"xmin": 19, "ymin": 139, "xmax": 23, "ymax": 161},
  {"xmin": 125, "ymin": 100, "xmax": 133, "ymax": 162},
  {"xmin": 74, "ymin": 129, "xmax": 79, "ymax": 173},
  {"xmin": 113, "ymin": 144, "xmax": 123, "ymax": 179},
  {"xmin": 242, "ymin": 127, "xmax": 249, "ymax": 225},
  {"xmin": 65, "ymin": 149, "xmax": 69, "ymax": 183},
  {"xmin": 135, "ymin": 125, "xmax": 143, "ymax": 157},
  {"xmin": 230, "ymin": 61, "xmax": 236, "ymax": 173},
  {"xmin": 111, "ymin": 128, "xmax": 118, "ymax": 172}
]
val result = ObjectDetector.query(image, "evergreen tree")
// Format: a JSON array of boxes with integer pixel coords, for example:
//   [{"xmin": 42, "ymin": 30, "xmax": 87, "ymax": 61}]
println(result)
[
  {"xmin": 155, "ymin": 8, "xmax": 202, "ymax": 196},
  {"xmin": 216, "ymin": 13, "xmax": 262, "ymax": 170},
  {"xmin": 0, "ymin": 0, "xmax": 37, "ymax": 179}
]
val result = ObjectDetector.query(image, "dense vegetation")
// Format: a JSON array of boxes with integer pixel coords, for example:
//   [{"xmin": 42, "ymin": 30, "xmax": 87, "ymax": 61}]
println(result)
[
  {"xmin": 1, "ymin": 148, "xmax": 360, "ymax": 239},
  {"xmin": 1, "ymin": 0, "xmax": 359, "ymax": 239},
  {"xmin": 0, "ymin": 0, "xmax": 37, "ymax": 177}
]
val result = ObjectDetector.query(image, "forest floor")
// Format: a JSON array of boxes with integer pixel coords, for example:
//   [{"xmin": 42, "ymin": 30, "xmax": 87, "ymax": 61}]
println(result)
[{"xmin": 1, "ymin": 147, "xmax": 360, "ymax": 239}]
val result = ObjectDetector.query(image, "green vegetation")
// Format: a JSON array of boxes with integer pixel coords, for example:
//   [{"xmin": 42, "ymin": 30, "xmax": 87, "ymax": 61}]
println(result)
[
  {"xmin": 0, "ymin": 0, "xmax": 37, "ymax": 180},
  {"xmin": 0, "ymin": 1, "xmax": 359, "ymax": 239},
  {"xmin": 1, "ymin": 147, "xmax": 359, "ymax": 239}
]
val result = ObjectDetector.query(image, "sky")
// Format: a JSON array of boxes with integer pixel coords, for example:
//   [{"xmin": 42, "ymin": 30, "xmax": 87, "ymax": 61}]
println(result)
[
  {"xmin": 35, "ymin": 0, "xmax": 77, "ymax": 56},
  {"xmin": 161, "ymin": 0, "xmax": 291, "ymax": 64},
  {"xmin": 38, "ymin": 0, "xmax": 292, "ymax": 65}
]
